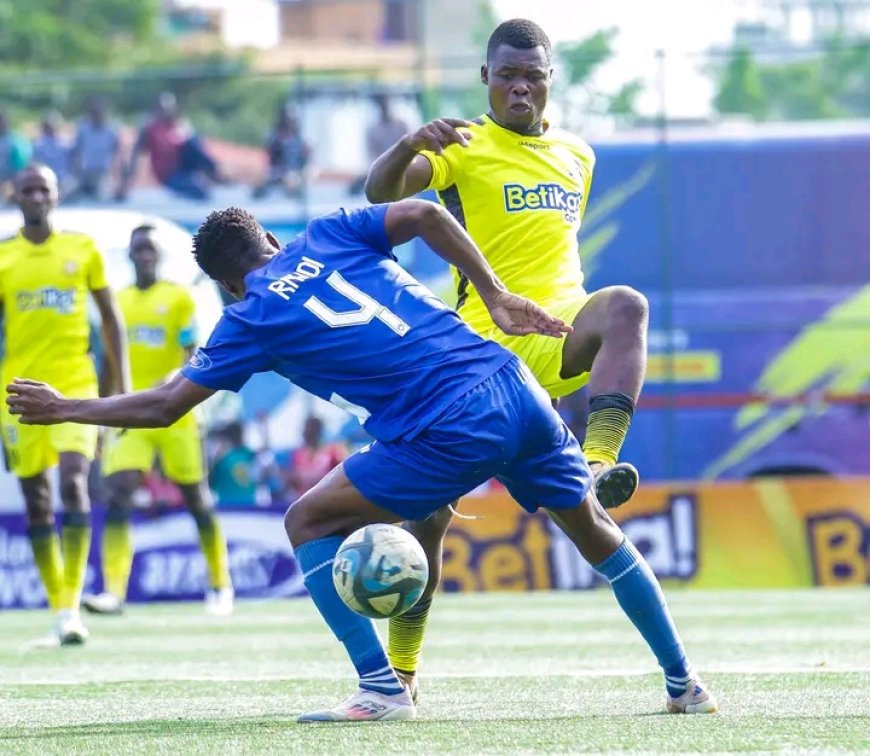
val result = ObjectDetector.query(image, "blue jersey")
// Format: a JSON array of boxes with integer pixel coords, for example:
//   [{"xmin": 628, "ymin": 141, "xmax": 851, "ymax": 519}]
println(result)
[{"xmin": 181, "ymin": 204, "xmax": 512, "ymax": 441}]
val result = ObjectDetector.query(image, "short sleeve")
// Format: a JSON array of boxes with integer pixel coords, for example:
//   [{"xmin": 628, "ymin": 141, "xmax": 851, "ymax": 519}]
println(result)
[
  {"xmin": 86, "ymin": 238, "xmax": 108, "ymax": 290},
  {"xmin": 180, "ymin": 312, "xmax": 269, "ymax": 392},
  {"xmin": 175, "ymin": 289, "xmax": 198, "ymax": 348},
  {"xmin": 421, "ymin": 142, "xmax": 467, "ymax": 192},
  {"xmin": 340, "ymin": 204, "xmax": 393, "ymax": 256}
]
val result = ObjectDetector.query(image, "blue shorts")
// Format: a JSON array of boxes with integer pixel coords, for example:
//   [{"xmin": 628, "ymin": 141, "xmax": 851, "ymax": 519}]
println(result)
[{"xmin": 343, "ymin": 358, "xmax": 593, "ymax": 520}]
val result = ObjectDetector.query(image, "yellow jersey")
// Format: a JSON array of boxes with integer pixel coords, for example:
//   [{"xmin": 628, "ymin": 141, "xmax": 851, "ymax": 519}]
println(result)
[
  {"xmin": 423, "ymin": 114, "xmax": 595, "ymax": 331},
  {"xmin": 117, "ymin": 281, "xmax": 197, "ymax": 391},
  {"xmin": 0, "ymin": 230, "xmax": 107, "ymax": 391}
]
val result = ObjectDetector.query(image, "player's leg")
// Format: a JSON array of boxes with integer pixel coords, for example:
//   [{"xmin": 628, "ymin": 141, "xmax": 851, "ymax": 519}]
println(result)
[
  {"xmin": 83, "ymin": 469, "xmax": 139, "ymax": 615},
  {"xmin": 561, "ymin": 286, "xmax": 649, "ymax": 508},
  {"xmin": 19, "ymin": 472, "xmax": 66, "ymax": 615},
  {"xmin": 1, "ymin": 417, "xmax": 67, "ymax": 616},
  {"xmin": 500, "ymin": 383, "xmax": 715, "ymax": 713},
  {"xmin": 160, "ymin": 419, "xmax": 233, "ymax": 614},
  {"xmin": 284, "ymin": 463, "xmax": 415, "ymax": 722},
  {"xmin": 545, "ymin": 498, "xmax": 717, "ymax": 713},
  {"xmin": 85, "ymin": 428, "xmax": 154, "ymax": 614},
  {"xmin": 50, "ymin": 451, "xmax": 93, "ymax": 644},
  {"xmin": 179, "ymin": 481, "xmax": 234, "ymax": 615},
  {"xmin": 388, "ymin": 504, "xmax": 454, "ymax": 699}
]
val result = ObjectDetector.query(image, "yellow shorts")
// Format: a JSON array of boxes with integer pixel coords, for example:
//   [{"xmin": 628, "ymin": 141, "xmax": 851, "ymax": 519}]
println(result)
[
  {"xmin": 1, "ymin": 386, "xmax": 99, "ymax": 478},
  {"xmin": 479, "ymin": 294, "xmax": 593, "ymax": 399},
  {"xmin": 102, "ymin": 411, "xmax": 204, "ymax": 485}
]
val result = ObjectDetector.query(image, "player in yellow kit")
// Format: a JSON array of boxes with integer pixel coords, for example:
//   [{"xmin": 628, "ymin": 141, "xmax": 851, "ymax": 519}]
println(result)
[
  {"xmin": 366, "ymin": 19, "xmax": 651, "ymax": 699},
  {"xmin": 83, "ymin": 224, "xmax": 234, "ymax": 617},
  {"xmin": 0, "ymin": 164, "xmax": 129, "ymax": 646}
]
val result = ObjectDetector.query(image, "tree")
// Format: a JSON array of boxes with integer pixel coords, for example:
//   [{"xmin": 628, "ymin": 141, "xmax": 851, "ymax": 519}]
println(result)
[
  {"xmin": 712, "ymin": 36, "xmax": 870, "ymax": 121},
  {"xmin": 713, "ymin": 47, "xmax": 768, "ymax": 119},
  {"xmin": 0, "ymin": 0, "xmax": 162, "ymax": 70},
  {"xmin": 554, "ymin": 28, "xmax": 643, "ymax": 129}
]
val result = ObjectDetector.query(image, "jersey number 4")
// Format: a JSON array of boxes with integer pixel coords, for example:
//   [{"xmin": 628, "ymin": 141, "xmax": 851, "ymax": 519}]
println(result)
[
  {"xmin": 304, "ymin": 271, "xmax": 410, "ymax": 336},
  {"xmin": 303, "ymin": 272, "xmax": 410, "ymax": 422}
]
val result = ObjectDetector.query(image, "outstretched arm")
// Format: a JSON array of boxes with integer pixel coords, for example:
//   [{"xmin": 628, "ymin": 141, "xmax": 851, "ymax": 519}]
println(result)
[
  {"xmin": 7, "ymin": 373, "xmax": 214, "ymax": 428},
  {"xmin": 384, "ymin": 200, "xmax": 571, "ymax": 338}
]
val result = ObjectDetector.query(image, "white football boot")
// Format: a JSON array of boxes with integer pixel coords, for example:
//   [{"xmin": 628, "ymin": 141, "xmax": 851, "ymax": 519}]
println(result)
[
  {"xmin": 297, "ymin": 687, "xmax": 416, "ymax": 723},
  {"xmin": 82, "ymin": 592, "xmax": 125, "ymax": 615},
  {"xmin": 205, "ymin": 587, "xmax": 235, "ymax": 617},
  {"xmin": 666, "ymin": 677, "xmax": 719, "ymax": 714}
]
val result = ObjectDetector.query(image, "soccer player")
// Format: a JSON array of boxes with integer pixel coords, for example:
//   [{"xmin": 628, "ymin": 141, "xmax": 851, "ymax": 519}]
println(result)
[
  {"xmin": 0, "ymin": 164, "xmax": 129, "ymax": 645},
  {"xmin": 83, "ymin": 225, "xmax": 233, "ymax": 617},
  {"xmin": 8, "ymin": 199, "xmax": 716, "ymax": 719},
  {"xmin": 365, "ymin": 17, "xmax": 647, "ymax": 696}
]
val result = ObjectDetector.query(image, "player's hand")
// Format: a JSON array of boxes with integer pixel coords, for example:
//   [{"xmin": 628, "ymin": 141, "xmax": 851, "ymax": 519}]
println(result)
[
  {"xmin": 402, "ymin": 118, "xmax": 473, "ymax": 155},
  {"xmin": 5, "ymin": 378, "xmax": 68, "ymax": 425},
  {"xmin": 485, "ymin": 292, "xmax": 574, "ymax": 339}
]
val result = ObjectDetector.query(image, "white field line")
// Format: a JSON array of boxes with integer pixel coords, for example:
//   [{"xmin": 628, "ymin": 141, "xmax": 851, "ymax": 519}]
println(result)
[{"xmin": 5, "ymin": 664, "xmax": 869, "ymax": 687}]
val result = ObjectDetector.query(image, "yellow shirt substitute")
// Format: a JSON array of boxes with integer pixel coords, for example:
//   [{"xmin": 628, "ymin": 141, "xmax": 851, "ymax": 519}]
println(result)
[
  {"xmin": 102, "ymin": 280, "xmax": 204, "ymax": 484},
  {"xmin": 118, "ymin": 281, "xmax": 197, "ymax": 391},
  {"xmin": 0, "ymin": 230, "xmax": 106, "ymax": 392},
  {"xmin": 422, "ymin": 114, "xmax": 596, "ymax": 397},
  {"xmin": 0, "ymin": 230, "xmax": 106, "ymax": 476}
]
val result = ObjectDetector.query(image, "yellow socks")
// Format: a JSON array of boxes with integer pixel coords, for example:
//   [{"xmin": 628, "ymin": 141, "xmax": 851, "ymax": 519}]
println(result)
[
  {"xmin": 388, "ymin": 598, "xmax": 432, "ymax": 674},
  {"xmin": 102, "ymin": 508, "xmax": 134, "ymax": 600},
  {"xmin": 193, "ymin": 510, "xmax": 231, "ymax": 590},
  {"xmin": 27, "ymin": 523, "xmax": 65, "ymax": 611},
  {"xmin": 60, "ymin": 512, "xmax": 91, "ymax": 610},
  {"xmin": 582, "ymin": 393, "xmax": 636, "ymax": 466}
]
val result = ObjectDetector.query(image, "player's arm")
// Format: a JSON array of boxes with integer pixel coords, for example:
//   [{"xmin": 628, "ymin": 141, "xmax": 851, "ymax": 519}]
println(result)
[
  {"xmin": 384, "ymin": 201, "xmax": 571, "ymax": 338},
  {"xmin": 6, "ymin": 373, "xmax": 214, "ymax": 428},
  {"xmin": 92, "ymin": 287, "xmax": 131, "ymax": 395},
  {"xmin": 364, "ymin": 118, "xmax": 472, "ymax": 202}
]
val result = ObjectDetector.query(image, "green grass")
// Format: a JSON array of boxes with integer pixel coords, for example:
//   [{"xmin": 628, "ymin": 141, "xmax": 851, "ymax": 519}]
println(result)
[{"xmin": 1, "ymin": 590, "xmax": 869, "ymax": 753}]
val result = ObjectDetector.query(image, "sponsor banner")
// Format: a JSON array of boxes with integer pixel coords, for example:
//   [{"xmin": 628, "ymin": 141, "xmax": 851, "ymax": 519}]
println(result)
[
  {"xmin": 0, "ymin": 507, "xmax": 304, "ymax": 610},
  {"xmin": 445, "ymin": 478, "xmax": 870, "ymax": 590},
  {"xmin": 1, "ymin": 478, "xmax": 867, "ymax": 608}
]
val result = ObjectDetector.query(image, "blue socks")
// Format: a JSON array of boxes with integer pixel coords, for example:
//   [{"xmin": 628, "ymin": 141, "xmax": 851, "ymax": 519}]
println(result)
[
  {"xmin": 295, "ymin": 536, "xmax": 404, "ymax": 696},
  {"xmin": 594, "ymin": 538, "xmax": 693, "ymax": 698}
]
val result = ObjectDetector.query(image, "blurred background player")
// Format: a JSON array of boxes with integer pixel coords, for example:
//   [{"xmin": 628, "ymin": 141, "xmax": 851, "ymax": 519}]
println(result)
[
  {"xmin": 0, "ymin": 163, "xmax": 128, "ymax": 646},
  {"xmin": 366, "ymin": 18, "xmax": 649, "ymax": 697},
  {"xmin": 84, "ymin": 224, "xmax": 233, "ymax": 616}
]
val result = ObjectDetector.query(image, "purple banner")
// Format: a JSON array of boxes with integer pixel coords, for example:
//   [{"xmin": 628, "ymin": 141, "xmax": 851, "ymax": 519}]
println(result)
[{"xmin": 0, "ymin": 506, "xmax": 305, "ymax": 610}]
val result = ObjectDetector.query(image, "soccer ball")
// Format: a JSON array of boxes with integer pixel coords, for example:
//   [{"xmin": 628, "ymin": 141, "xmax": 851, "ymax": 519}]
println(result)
[{"xmin": 332, "ymin": 524, "xmax": 429, "ymax": 619}]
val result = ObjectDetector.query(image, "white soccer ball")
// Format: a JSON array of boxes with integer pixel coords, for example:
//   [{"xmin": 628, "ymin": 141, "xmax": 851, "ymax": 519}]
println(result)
[{"xmin": 332, "ymin": 524, "xmax": 429, "ymax": 619}]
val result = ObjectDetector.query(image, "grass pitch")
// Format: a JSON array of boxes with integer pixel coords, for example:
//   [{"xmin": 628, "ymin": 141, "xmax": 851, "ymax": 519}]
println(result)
[{"xmin": 1, "ymin": 589, "xmax": 868, "ymax": 754}]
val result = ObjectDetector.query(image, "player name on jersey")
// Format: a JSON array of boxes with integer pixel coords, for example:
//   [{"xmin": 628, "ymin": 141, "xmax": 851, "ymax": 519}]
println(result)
[{"xmin": 267, "ymin": 256, "xmax": 325, "ymax": 300}]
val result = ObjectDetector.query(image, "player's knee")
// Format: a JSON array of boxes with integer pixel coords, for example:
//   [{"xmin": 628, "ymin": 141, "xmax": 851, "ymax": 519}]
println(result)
[
  {"xmin": 23, "ymin": 491, "xmax": 53, "ymax": 526},
  {"xmin": 605, "ymin": 286, "xmax": 648, "ymax": 332},
  {"xmin": 59, "ymin": 473, "xmax": 89, "ymax": 512},
  {"xmin": 284, "ymin": 499, "xmax": 316, "ymax": 548}
]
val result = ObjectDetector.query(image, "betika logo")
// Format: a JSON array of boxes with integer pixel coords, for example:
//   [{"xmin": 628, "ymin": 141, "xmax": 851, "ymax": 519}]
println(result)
[
  {"xmin": 503, "ymin": 183, "xmax": 582, "ymax": 222},
  {"xmin": 16, "ymin": 287, "xmax": 75, "ymax": 314}
]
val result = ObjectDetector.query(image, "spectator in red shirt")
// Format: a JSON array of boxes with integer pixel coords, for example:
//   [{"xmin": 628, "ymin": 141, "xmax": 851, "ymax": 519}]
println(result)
[
  {"xmin": 285, "ymin": 416, "xmax": 347, "ymax": 498},
  {"xmin": 119, "ymin": 92, "xmax": 221, "ymax": 201}
]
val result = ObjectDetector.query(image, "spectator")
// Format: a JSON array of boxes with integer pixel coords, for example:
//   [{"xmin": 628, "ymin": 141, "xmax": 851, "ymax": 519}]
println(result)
[
  {"xmin": 0, "ymin": 112, "xmax": 32, "ymax": 202},
  {"xmin": 67, "ymin": 96, "xmax": 121, "ymax": 203},
  {"xmin": 349, "ymin": 94, "xmax": 409, "ymax": 195},
  {"xmin": 119, "ymin": 92, "xmax": 222, "ymax": 201},
  {"xmin": 33, "ymin": 112, "xmax": 71, "ymax": 190},
  {"xmin": 208, "ymin": 422, "xmax": 259, "ymax": 507},
  {"xmin": 253, "ymin": 105, "xmax": 311, "ymax": 199},
  {"xmin": 285, "ymin": 416, "xmax": 347, "ymax": 499}
]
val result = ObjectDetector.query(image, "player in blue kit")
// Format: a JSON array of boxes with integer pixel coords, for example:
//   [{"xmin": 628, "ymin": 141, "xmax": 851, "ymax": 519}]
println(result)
[{"xmin": 8, "ymin": 199, "xmax": 717, "ymax": 722}]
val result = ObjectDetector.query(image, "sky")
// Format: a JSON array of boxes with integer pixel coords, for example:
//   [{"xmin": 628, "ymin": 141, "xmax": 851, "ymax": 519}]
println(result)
[{"xmin": 491, "ymin": 0, "xmax": 758, "ymax": 118}]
